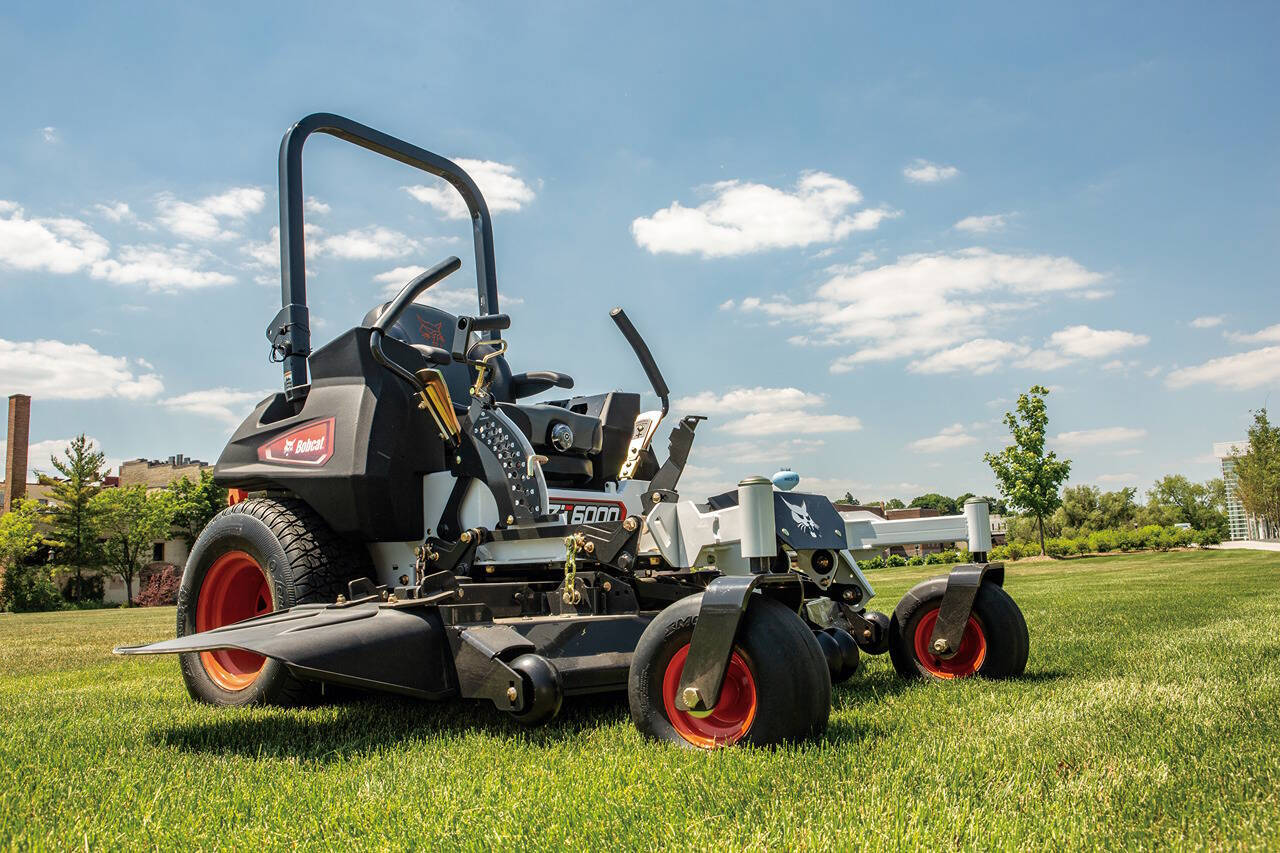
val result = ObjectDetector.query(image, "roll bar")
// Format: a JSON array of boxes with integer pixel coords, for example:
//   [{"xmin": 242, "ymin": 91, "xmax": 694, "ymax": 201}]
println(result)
[{"xmin": 268, "ymin": 112, "xmax": 500, "ymax": 401}]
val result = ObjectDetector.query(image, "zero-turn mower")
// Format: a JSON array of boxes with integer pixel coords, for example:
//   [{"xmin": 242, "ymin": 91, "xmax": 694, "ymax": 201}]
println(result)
[{"xmin": 117, "ymin": 114, "xmax": 1029, "ymax": 748}]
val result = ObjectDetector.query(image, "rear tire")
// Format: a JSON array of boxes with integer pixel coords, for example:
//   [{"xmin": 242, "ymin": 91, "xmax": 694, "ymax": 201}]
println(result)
[
  {"xmin": 888, "ymin": 577, "xmax": 1028, "ymax": 681},
  {"xmin": 176, "ymin": 497, "xmax": 374, "ymax": 707},
  {"xmin": 629, "ymin": 594, "xmax": 830, "ymax": 748}
]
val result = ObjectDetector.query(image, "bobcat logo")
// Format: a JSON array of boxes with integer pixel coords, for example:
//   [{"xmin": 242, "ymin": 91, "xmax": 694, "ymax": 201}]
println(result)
[
  {"xmin": 283, "ymin": 438, "xmax": 296, "ymax": 454},
  {"xmin": 783, "ymin": 498, "xmax": 820, "ymax": 538},
  {"xmin": 418, "ymin": 317, "xmax": 446, "ymax": 347}
]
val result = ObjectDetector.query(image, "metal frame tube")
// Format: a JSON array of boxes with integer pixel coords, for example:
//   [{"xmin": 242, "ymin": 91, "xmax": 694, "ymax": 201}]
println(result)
[{"xmin": 276, "ymin": 113, "xmax": 500, "ymax": 399}]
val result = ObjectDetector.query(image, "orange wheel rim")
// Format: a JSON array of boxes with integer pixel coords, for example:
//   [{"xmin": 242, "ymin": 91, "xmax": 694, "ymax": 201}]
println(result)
[
  {"xmin": 195, "ymin": 550, "xmax": 273, "ymax": 690},
  {"xmin": 661, "ymin": 644, "xmax": 758, "ymax": 748},
  {"xmin": 913, "ymin": 606, "xmax": 986, "ymax": 678}
]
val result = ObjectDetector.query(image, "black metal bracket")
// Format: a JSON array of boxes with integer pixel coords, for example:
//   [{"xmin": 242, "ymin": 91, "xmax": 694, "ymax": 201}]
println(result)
[
  {"xmin": 927, "ymin": 562, "xmax": 1005, "ymax": 659},
  {"xmin": 448, "ymin": 625, "xmax": 535, "ymax": 711},
  {"xmin": 676, "ymin": 573, "xmax": 799, "ymax": 713},
  {"xmin": 642, "ymin": 416, "xmax": 705, "ymax": 505}
]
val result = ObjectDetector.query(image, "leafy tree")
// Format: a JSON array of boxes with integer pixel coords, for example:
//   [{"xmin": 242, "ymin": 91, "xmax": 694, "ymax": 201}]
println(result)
[
  {"xmin": 1054, "ymin": 485, "xmax": 1137, "ymax": 537},
  {"xmin": 1232, "ymin": 409, "xmax": 1280, "ymax": 534},
  {"xmin": 955, "ymin": 492, "xmax": 976, "ymax": 508},
  {"xmin": 90, "ymin": 486, "xmax": 176, "ymax": 605},
  {"xmin": 1145, "ymin": 475, "xmax": 1228, "ymax": 537},
  {"xmin": 885, "ymin": 498, "xmax": 906, "ymax": 510},
  {"xmin": 170, "ymin": 469, "xmax": 227, "ymax": 547},
  {"xmin": 37, "ymin": 435, "xmax": 106, "ymax": 601},
  {"xmin": 985, "ymin": 385, "xmax": 1072, "ymax": 556},
  {"xmin": 909, "ymin": 493, "xmax": 959, "ymax": 515},
  {"xmin": 0, "ymin": 500, "xmax": 60, "ymax": 612}
]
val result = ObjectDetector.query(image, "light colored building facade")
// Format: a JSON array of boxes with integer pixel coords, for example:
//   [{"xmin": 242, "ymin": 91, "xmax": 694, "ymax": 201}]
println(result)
[{"xmin": 1213, "ymin": 441, "xmax": 1277, "ymax": 542}]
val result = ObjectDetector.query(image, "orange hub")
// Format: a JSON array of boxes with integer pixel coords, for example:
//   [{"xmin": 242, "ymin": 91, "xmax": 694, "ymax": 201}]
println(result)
[
  {"xmin": 195, "ymin": 551, "xmax": 273, "ymax": 690},
  {"xmin": 662, "ymin": 644, "xmax": 758, "ymax": 748},
  {"xmin": 913, "ymin": 607, "xmax": 987, "ymax": 678}
]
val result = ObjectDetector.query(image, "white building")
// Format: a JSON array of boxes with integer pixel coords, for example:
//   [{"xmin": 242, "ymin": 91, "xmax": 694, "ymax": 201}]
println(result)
[{"xmin": 1214, "ymin": 441, "xmax": 1277, "ymax": 541}]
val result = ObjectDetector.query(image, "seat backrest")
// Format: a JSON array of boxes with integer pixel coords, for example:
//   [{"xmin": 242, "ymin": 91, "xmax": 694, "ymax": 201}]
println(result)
[{"xmin": 363, "ymin": 302, "xmax": 516, "ymax": 406}]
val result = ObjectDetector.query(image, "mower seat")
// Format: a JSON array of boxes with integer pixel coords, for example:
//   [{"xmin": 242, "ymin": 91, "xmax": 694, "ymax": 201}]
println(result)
[{"xmin": 366, "ymin": 303, "xmax": 636, "ymax": 487}]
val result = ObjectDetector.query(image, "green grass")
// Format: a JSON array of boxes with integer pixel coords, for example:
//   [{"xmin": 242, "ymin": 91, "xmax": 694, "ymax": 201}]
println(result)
[{"xmin": 2, "ymin": 550, "xmax": 1278, "ymax": 850}]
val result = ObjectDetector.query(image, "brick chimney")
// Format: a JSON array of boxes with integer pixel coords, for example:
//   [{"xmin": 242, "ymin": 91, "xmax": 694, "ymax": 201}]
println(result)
[{"xmin": 3, "ymin": 394, "xmax": 31, "ymax": 514}]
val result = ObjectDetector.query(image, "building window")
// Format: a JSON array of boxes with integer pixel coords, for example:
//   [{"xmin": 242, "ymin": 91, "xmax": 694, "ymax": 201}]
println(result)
[{"xmin": 152, "ymin": 542, "xmax": 165, "ymax": 562}]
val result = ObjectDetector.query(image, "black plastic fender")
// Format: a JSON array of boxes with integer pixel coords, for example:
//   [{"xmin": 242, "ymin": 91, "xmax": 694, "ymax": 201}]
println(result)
[{"xmin": 893, "ymin": 562, "xmax": 1005, "ymax": 660}]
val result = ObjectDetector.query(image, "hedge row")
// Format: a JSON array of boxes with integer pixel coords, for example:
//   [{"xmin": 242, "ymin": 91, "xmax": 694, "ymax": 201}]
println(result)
[{"xmin": 991, "ymin": 524, "xmax": 1219, "ymax": 560}]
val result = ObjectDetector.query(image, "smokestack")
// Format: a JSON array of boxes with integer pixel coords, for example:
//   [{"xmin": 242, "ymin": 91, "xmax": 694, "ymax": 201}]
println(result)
[{"xmin": 4, "ymin": 394, "xmax": 31, "ymax": 514}]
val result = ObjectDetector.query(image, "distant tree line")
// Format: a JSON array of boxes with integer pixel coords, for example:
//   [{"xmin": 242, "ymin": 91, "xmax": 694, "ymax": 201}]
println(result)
[{"xmin": 0, "ymin": 435, "xmax": 226, "ymax": 613}]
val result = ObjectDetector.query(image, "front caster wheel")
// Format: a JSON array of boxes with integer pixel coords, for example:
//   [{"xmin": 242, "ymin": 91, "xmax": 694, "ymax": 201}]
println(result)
[
  {"xmin": 888, "ymin": 577, "xmax": 1029, "ymax": 680},
  {"xmin": 508, "ymin": 654, "xmax": 563, "ymax": 726},
  {"xmin": 629, "ymin": 594, "xmax": 830, "ymax": 748}
]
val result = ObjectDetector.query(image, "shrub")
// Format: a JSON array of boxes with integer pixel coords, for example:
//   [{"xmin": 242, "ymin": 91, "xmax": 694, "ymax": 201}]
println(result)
[
  {"xmin": 136, "ymin": 566, "xmax": 181, "ymax": 607},
  {"xmin": 0, "ymin": 563, "xmax": 63, "ymax": 613},
  {"xmin": 859, "ymin": 555, "xmax": 885, "ymax": 570},
  {"xmin": 60, "ymin": 573, "xmax": 104, "ymax": 604},
  {"xmin": 906, "ymin": 555, "xmax": 926, "ymax": 566},
  {"xmin": 886, "ymin": 554, "xmax": 907, "ymax": 567},
  {"xmin": 923, "ymin": 552, "xmax": 945, "ymax": 565}
]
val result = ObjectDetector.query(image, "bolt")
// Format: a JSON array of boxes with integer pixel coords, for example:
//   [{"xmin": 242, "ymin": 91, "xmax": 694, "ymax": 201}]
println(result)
[
  {"xmin": 460, "ymin": 531, "xmax": 472, "ymax": 543},
  {"xmin": 387, "ymin": 593, "xmax": 399, "ymax": 604},
  {"xmin": 428, "ymin": 552, "xmax": 439, "ymax": 562},
  {"xmin": 602, "ymin": 581, "xmax": 612, "ymax": 592},
  {"xmin": 932, "ymin": 638, "xmax": 950, "ymax": 655},
  {"xmin": 843, "ymin": 589, "xmax": 856, "ymax": 601},
  {"xmin": 682, "ymin": 686, "xmax": 703, "ymax": 709},
  {"xmin": 485, "ymin": 565, "xmax": 495, "ymax": 574},
  {"xmin": 584, "ymin": 541, "xmax": 595, "ymax": 554},
  {"xmin": 623, "ymin": 517, "xmax": 637, "ymax": 532},
  {"xmin": 455, "ymin": 455, "xmax": 463, "ymax": 464},
  {"xmin": 506, "ymin": 515, "xmax": 514, "ymax": 525},
  {"xmin": 651, "ymin": 493, "xmax": 661, "ymax": 504},
  {"xmin": 506, "ymin": 685, "xmax": 518, "ymax": 703},
  {"xmin": 336, "ymin": 594, "xmax": 346, "ymax": 605},
  {"xmin": 457, "ymin": 588, "xmax": 465, "ymax": 598},
  {"xmin": 862, "ymin": 629, "xmax": 873, "ymax": 640}
]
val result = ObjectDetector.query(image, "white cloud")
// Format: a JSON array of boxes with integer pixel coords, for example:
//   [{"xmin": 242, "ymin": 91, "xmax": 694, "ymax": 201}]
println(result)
[
  {"xmin": 954, "ymin": 213, "xmax": 1009, "ymax": 233},
  {"xmin": 156, "ymin": 187, "xmax": 266, "ymax": 241},
  {"xmin": 1095, "ymin": 473, "xmax": 1137, "ymax": 484},
  {"xmin": 1190, "ymin": 315, "xmax": 1224, "ymax": 329},
  {"xmin": 908, "ymin": 423, "xmax": 978, "ymax": 453},
  {"xmin": 675, "ymin": 386, "xmax": 826, "ymax": 414},
  {"xmin": 0, "ymin": 202, "xmax": 111, "ymax": 273},
  {"xmin": 903, "ymin": 159, "xmax": 959, "ymax": 183},
  {"xmin": 907, "ymin": 339, "xmax": 1029, "ymax": 375},
  {"xmin": 1166, "ymin": 346, "xmax": 1280, "ymax": 391},
  {"xmin": 304, "ymin": 196, "xmax": 330, "ymax": 215},
  {"xmin": 162, "ymin": 388, "xmax": 269, "ymax": 426},
  {"xmin": 1016, "ymin": 348, "xmax": 1076, "ymax": 370},
  {"xmin": 1046, "ymin": 325, "xmax": 1149, "ymax": 358},
  {"xmin": 701, "ymin": 438, "xmax": 826, "ymax": 467},
  {"xmin": 93, "ymin": 202, "xmax": 134, "ymax": 223},
  {"xmin": 42, "ymin": 127, "xmax": 58, "ymax": 144},
  {"xmin": 91, "ymin": 245, "xmax": 235, "ymax": 291},
  {"xmin": 1053, "ymin": 427, "xmax": 1148, "ymax": 447},
  {"xmin": 1225, "ymin": 323, "xmax": 1280, "ymax": 345},
  {"xmin": 404, "ymin": 159, "xmax": 535, "ymax": 220},
  {"xmin": 676, "ymin": 386, "xmax": 860, "ymax": 437},
  {"xmin": 732, "ymin": 248, "xmax": 1104, "ymax": 374},
  {"xmin": 0, "ymin": 338, "xmax": 163, "ymax": 400},
  {"xmin": 720, "ymin": 411, "xmax": 862, "ymax": 437},
  {"xmin": 315, "ymin": 226, "xmax": 416, "ymax": 260},
  {"xmin": 632, "ymin": 172, "xmax": 896, "ymax": 258}
]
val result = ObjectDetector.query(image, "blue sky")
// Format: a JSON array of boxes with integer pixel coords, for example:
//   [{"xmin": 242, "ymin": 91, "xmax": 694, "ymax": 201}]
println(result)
[{"xmin": 1, "ymin": 1, "xmax": 1277, "ymax": 502}]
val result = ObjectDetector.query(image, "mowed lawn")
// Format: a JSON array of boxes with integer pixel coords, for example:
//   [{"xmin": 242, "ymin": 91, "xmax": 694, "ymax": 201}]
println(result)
[{"xmin": 2, "ymin": 550, "xmax": 1278, "ymax": 850}]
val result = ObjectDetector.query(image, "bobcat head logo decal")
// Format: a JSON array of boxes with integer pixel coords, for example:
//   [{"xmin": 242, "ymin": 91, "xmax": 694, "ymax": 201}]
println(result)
[
  {"xmin": 783, "ymin": 498, "xmax": 820, "ymax": 538},
  {"xmin": 418, "ymin": 317, "xmax": 446, "ymax": 347}
]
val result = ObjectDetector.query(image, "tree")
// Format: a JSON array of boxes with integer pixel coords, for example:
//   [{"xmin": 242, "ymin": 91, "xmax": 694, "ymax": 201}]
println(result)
[
  {"xmin": 885, "ymin": 498, "xmax": 906, "ymax": 510},
  {"xmin": 909, "ymin": 493, "xmax": 958, "ymax": 515},
  {"xmin": 170, "ymin": 469, "xmax": 227, "ymax": 548},
  {"xmin": 90, "ymin": 486, "xmax": 176, "ymax": 605},
  {"xmin": 1146, "ymin": 475, "xmax": 1228, "ymax": 537},
  {"xmin": 38, "ymin": 435, "xmax": 106, "ymax": 601},
  {"xmin": 1232, "ymin": 408, "xmax": 1280, "ymax": 534},
  {"xmin": 1055, "ymin": 485, "xmax": 1137, "ymax": 536},
  {"xmin": 0, "ymin": 500, "xmax": 59, "ymax": 612},
  {"xmin": 984, "ymin": 385, "xmax": 1072, "ymax": 556}
]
